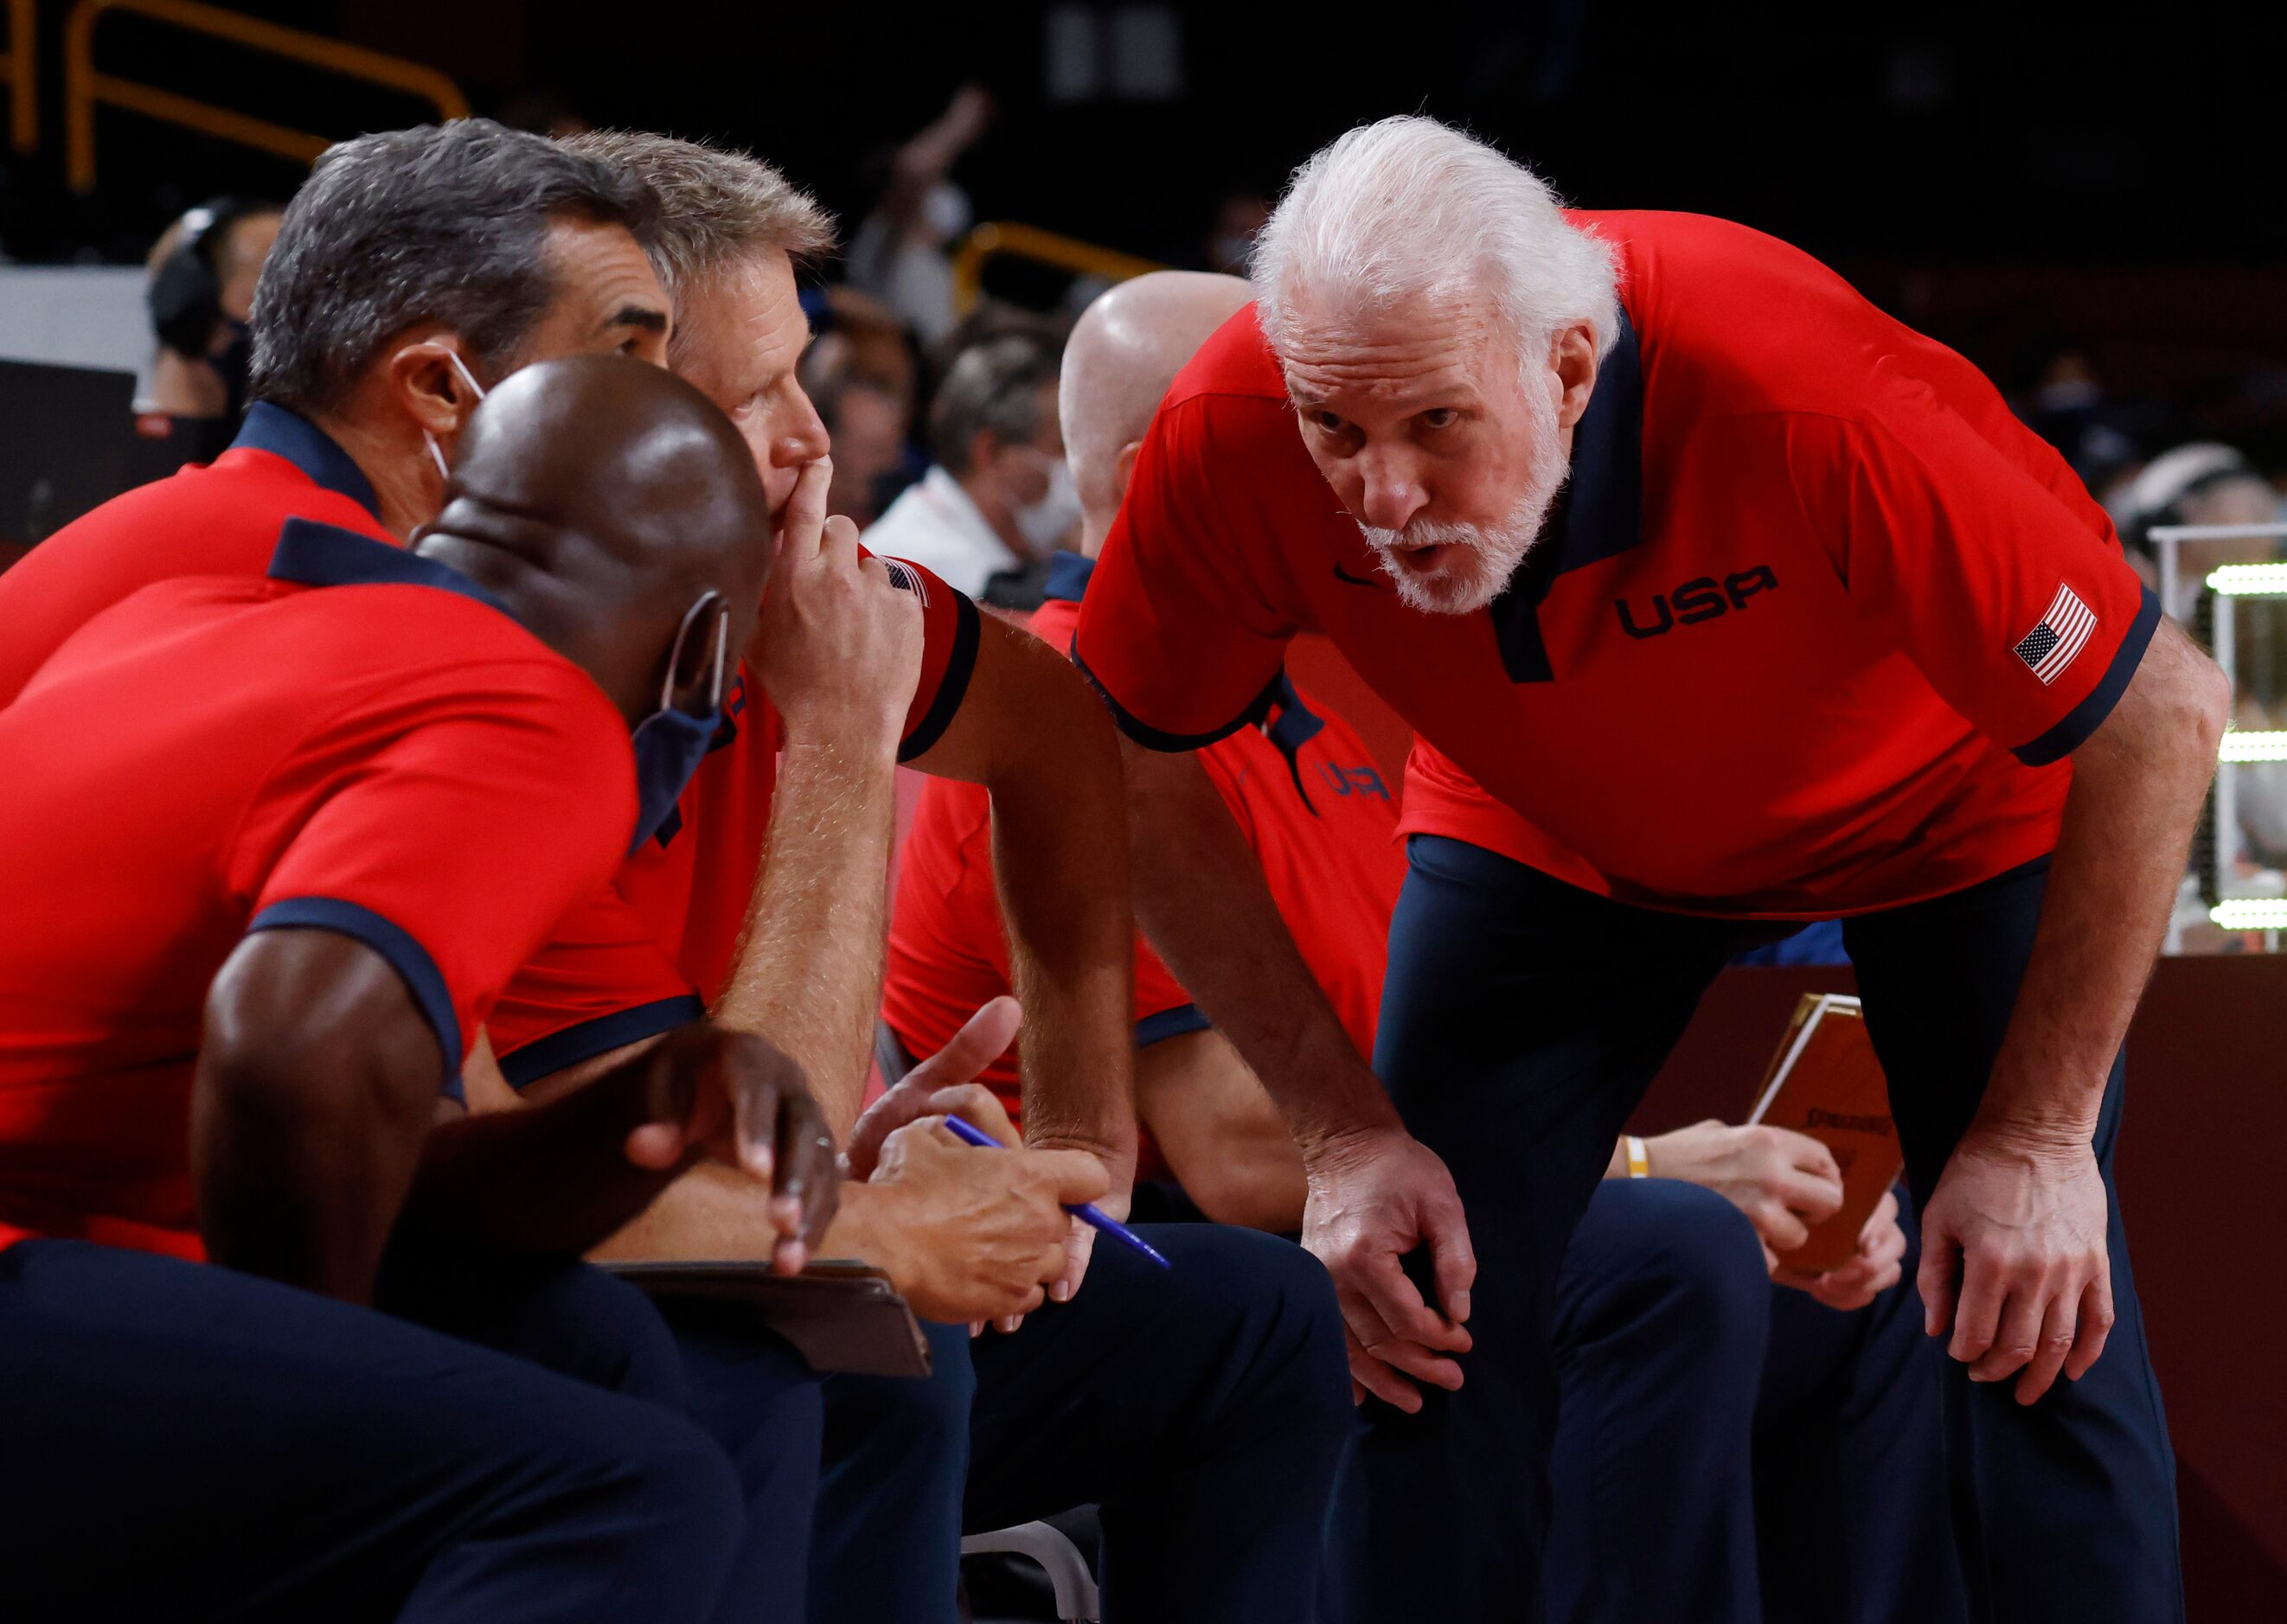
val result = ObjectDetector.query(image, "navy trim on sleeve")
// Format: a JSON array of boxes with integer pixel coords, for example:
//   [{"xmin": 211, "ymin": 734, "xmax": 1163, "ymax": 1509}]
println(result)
[
  {"xmin": 232, "ymin": 403, "xmax": 383, "ymax": 521},
  {"xmin": 898, "ymin": 590, "xmax": 983, "ymax": 763},
  {"xmin": 2013, "ymin": 587, "xmax": 2163, "ymax": 767},
  {"xmin": 267, "ymin": 518, "xmax": 512, "ymax": 618},
  {"xmin": 246, "ymin": 898, "xmax": 464, "ymax": 1103},
  {"xmin": 1136, "ymin": 1004, "xmax": 1212, "ymax": 1048},
  {"xmin": 496, "ymin": 994, "xmax": 705, "ymax": 1090},
  {"xmin": 1071, "ymin": 641, "xmax": 1273, "ymax": 753}
]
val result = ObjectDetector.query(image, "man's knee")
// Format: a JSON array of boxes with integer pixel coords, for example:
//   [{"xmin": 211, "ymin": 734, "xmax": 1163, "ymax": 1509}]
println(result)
[
  {"xmin": 1154, "ymin": 1226, "xmax": 1349, "ymax": 1418},
  {"xmin": 599, "ymin": 1404, "xmax": 749, "ymax": 1556},
  {"xmin": 378, "ymin": 1250, "xmax": 688, "ymax": 1406},
  {"xmin": 1583, "ymin": 1180, "xmax": 1771, "ymax": 1355}
]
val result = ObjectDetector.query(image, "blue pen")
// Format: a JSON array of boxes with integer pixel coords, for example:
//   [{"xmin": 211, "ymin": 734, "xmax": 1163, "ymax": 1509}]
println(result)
[{"xmin": 941, "ymin": 1115, "xmax": 1171, "ymax": 1270}]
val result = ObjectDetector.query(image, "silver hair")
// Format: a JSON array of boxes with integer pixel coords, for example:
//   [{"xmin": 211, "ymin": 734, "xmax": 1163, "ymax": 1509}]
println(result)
[
  {"xmin": 561, "ymin": 130, "xmax": 835, "ymax": 307},
  {"xmin": 249, "ymin": 118, "xmax": 658, "ymax": 416},
  {"xmin": 1251, "ymin": 115, "xmax": 1620, "ymax": 368}
]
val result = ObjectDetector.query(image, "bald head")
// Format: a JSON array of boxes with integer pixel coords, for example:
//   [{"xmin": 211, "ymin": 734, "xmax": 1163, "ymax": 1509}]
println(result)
[
  {"xmin": 417, "ymin": 354, "xmax": 772, "ymax": 721},
  {"xmin": 1060, "ymin": 272, "xmax": 1252, "ymax": 554}
]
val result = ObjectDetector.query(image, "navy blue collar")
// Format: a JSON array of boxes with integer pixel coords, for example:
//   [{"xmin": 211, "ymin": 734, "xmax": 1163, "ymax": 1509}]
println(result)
[
  {"xmin": 1043, "ymin": 550, "xmax": 1096, "ymax": 604},
  {"xmin": 1486, "ymin": 308, "xmax": 1643, "ymax": 682},
  {"xmin": 1537, "ymin": 306, "xmax": 1644, "ymax": 579},
  {"xmin": 266, "ymin": 517, "xmax": 511, "ymax": 618},
  {"xmin": 233, "ymin": 402, "xmax": 384, "ymax": 522}
]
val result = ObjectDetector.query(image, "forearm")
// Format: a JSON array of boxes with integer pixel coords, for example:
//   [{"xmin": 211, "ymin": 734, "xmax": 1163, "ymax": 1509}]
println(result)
[
  {"xmin": 1136, "ymin": 1030, "xmax": 1305, "ymax": 1231},
  {"xmin": 711, "ymin": 731, "xmax": 899, "ymax": 1136},
  {"xmin": 1123, "ymin": 739, "xmax": 1402, "ymax": 1155},
  {"xmin": 992, "ymin": 717, "xmax": 1139, "ymax": 1180},
  {"xmin": 194, "ymin": 1065, "xmax": 431, "ymax": 1302},
  {"xmin": 1982, "ymin": 624, "xmax": 2227, "ymax": 1141},
  {"xmin": 592, "ymin": 1162, "xmax": 804, "ymax": 1263},
  {"xmin": 398, "ymin": 1058, "xmax": 685, "ymax": 1254}
]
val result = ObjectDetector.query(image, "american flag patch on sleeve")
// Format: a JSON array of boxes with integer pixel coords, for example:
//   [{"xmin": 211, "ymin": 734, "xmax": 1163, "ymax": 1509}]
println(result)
[
  {"xmin": 878, "ymin": 558, "xmax": 930, "ymax": 606},
  {"xmin": 2013, "ymin": 583, "xmax": 2097, "ymax": 685}
]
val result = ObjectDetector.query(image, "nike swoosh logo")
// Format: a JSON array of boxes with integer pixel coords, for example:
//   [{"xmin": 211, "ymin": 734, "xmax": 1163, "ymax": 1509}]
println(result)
[{"xmin": 1331, "ymin": 562, "xmax": 1389, "ymax": 589}]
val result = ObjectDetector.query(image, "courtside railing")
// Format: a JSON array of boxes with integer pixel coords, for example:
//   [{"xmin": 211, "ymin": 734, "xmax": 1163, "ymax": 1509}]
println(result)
[
  {"xmin": 64, "ymin": 0, "xmax": 467, "ymax": 192},
  {"xmin": 950, "ymin": 221, "xmax": 1163, "ymax": 313},
  {"xmin": 3, "ymin": 0, "xmax": 35, "ymax": 154}
]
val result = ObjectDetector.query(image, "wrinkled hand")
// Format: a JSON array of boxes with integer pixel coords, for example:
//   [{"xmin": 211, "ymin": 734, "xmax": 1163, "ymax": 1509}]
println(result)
[
  {"xmin": 1773, "ymin": 1187, "xmax": 1906, "ymax": 1309},
  {"xmin": 1303, "ymin": 1125, "xmax": 1476, "ymax": 1412},
  {"xmin": 868, "ymin": 1116, "xmax": 1110, "ymax": 1324},
  {"xmin": 1919, "ymin": 1130, "xmax": 2112, "ymax": 1405},
  {"xmin": 1647, "ymin": 1120, "xmax": 1844, "ymax": 1260},
  {"xmin": 847, "ymin": 997, "xmax": 1023, "ymax": 1180},
  {"xmin": 753, "ymin": 457, "xmax": 921, "ymax": 750},
  {"xmin": 623, "ymin": 1023, "xmax": 839, "ymax": 1274}
]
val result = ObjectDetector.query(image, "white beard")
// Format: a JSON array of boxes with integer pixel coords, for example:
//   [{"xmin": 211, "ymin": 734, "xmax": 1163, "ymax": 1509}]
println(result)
[{"xmin": 1355, "ymin": 386, "xmax": 1572, "ymax": 616}]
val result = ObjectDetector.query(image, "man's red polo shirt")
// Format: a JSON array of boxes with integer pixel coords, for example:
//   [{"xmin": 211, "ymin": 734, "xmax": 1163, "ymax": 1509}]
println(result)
[
  {"xmin": 484, "ymin": 550, "xmax": 979, "ymax": 1085},
  {"xmin": 0, "ymin": 521, "xmax": 635, "ymax": 1258},
  {"xmin": 1073, "ymin": 212, "xmax": 2162, "ymax": 918},
  {"xmin": 0, "ymin": 401, "xmax": 983, "ymax": 1086},
  {"xmin": 881, "ymin": 552, "xmax": 1406, "ymax": 1125},
  {"xmin": 0, "ymin": 404, "xmax": 394, "ymax": 707}
]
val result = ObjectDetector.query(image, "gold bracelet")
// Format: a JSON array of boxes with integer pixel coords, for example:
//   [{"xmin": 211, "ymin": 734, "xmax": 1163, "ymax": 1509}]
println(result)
[{"xmin": 1624, "ymin": 1135, "xmax": 1650, "ymax": 1179}]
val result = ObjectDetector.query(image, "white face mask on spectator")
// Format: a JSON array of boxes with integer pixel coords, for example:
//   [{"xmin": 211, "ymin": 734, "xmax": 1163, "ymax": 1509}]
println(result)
[{"xmin": 1013, "ymin": 451, "xmax": 1082, "ymax": 554}]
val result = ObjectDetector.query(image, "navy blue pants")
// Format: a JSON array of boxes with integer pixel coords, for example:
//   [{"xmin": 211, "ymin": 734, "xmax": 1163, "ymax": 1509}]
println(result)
[
  {"xmin": 386, "ymin": 1238, "xmax": 825, "ymax": 1624},
  {"xmin": 1547, "ymin": 1179, "xmax": 1963, "ymax": 1624},
  {"xmin": 772, "ymin": 1223, "xmax": 1351, "ymax": 1623},
  {"xmin": 0, "ymin": 1238, "xmax": 746, "ymax": 1623},
  {"xmin": 1338, "ymin": 836, "xmax": 2180, "ymax": 1624}
]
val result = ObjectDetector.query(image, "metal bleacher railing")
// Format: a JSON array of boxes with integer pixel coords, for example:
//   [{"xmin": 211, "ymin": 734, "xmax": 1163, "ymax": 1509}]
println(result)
[
  {"xmin": 62, "ymin": 0, "xmax": 467, "ymax": 192},
  {"xmin": 2, "ymin": 0, "xmax": 36, "ymax": 153},
  {"xmin": 949, "ymin": 219, "xmax": 1162, "ymax": 314}
]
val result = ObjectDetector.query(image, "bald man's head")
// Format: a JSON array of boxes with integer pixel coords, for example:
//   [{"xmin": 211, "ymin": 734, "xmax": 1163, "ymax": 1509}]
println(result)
[
  {"xmin": 416, "ymin": 354, "xmax": 772, "ymax": 721},
  {"xmin": 1060, "ymin": 271, "xmax": 1252, "ymax": 555}
]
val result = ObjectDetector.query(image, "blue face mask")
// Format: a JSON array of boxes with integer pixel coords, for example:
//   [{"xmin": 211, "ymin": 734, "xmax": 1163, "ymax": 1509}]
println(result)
[{"xmin": 628, "ymin": 591, "xmax": 730, "ymax": 853}]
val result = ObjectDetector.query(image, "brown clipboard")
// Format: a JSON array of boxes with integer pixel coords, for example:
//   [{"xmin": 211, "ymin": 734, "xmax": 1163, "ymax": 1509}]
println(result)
[
  {"xmin": 1744, "ymin": 994, "xmax": 1905, "ymax": 1274},
  {"xmin": 602, "ymin": 1259, "xmax": 933, "ymax": 1378}
]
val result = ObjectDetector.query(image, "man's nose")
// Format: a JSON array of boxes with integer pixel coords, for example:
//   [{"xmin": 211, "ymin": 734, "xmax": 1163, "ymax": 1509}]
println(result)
[
  {"xmin": 1356, "ymin": 447, "xmax": 1427, "ymax": 532},
  {"xmin": 777, "ymin": 393, "xmax": 831, "ymax": 468}
]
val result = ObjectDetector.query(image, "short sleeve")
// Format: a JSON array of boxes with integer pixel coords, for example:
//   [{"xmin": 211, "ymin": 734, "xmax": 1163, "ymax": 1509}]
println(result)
[
  {"xmin": 485, "ymin": 887, "xmax": 704, "ymax": 1089},
  {"xmin": 240, "ymin": 660, "xmax": 636, "ymax": 1098},
  {"xmin": 1791, "ymin": 407, "xmax": 2161, "ymax": 765},
  {"xmin": 860, "ymin": 548, "xmax": 982, "ymax": 761},
  {"xmin": 1073, "ymin": 396, "xmax": 1300, "ymax": 751},
  {"xmin": 1131, "ymin": 936, "xmax": 1207, "ymax": 1047}
]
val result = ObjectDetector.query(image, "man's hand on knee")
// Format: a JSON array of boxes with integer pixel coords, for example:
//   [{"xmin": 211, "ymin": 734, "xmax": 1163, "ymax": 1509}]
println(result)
[
  {"xmin": 1302, "ymin": 1125, "xmax": 1475, "ymax": 1411},
  {"xmin": 1917, "ymin": 1129, "xmax": 2113, "ymax": 1405}
]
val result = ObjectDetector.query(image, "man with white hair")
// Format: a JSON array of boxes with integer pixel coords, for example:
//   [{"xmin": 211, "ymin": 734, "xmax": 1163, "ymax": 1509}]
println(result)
[{"xmin": 1073, "ymin": 117, "xmax": 2221, "ymax": 1621}]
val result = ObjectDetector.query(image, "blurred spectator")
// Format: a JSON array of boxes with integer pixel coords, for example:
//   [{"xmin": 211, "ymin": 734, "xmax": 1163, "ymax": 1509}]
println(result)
[
  {"xmin": 2113, "ymin": 443, "xmax": 2287, "ymax": 866},
  {"xmin": 813, "ymin": 371, "xmax": 913, "ymax": 526},
  {"xmin": 1206, "ymin": 189, "xmax": 1271, "ymax": 274},
  {"xmin": 2012, "ymin": 342, "xmax": 2149, "ymax": 495},
  {"xmin": 2111, "ymin": 442, "xmax": 2286, "ymax": 614},
  {"xmin": 137, "ymin": 198, "xmax": 284, "ymax": 432},
  {"xmin": 497, "ymin": 87, "xmax": 594, "ymax": 139},
  {"xmin": 846, "ymin": 83, "xmax": 994, "ymax": 348},
  {"xmin": 862, "ymin": 334, "xmax": 1078, "ymax": 602}
]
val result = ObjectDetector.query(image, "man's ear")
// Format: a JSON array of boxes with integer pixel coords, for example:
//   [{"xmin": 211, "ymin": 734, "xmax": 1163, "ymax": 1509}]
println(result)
[
  {"xmin": 1113, "ymin": 438, "xmax": 1145, "ymax": 504},
  {"xmin": 384, "ymin": 333, "xmax": 481, "ymax": 440},
  {"xmin": 1549, "ymin": 321, "xmax": 1601, "ymax": 433}
]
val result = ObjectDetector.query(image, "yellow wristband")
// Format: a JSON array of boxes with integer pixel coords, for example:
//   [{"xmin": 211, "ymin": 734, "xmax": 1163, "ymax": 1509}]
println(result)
[{"xmin": 1624, "ymin": 1135, "xmax": 1650, "ymax": 1179}]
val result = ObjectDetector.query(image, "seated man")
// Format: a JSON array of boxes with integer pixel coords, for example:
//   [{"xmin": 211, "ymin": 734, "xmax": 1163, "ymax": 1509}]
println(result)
[
  {"xmin": 510, "ymin": 133, "xmax": 1352, "ymax": 1624},
  {"xmin": 881, "ymin": 271, "xmax": 1966, "ymax": 1624},
  {"xmin": 0, "ymin": 358, "xmax": 837, "ymax": 1621}
]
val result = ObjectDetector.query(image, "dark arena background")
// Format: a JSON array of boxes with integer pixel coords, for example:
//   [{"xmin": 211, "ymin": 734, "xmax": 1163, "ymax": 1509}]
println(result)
[{"xmin": 1, "ymin": 0, "xmax": 2282, "ymax": 1615}]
